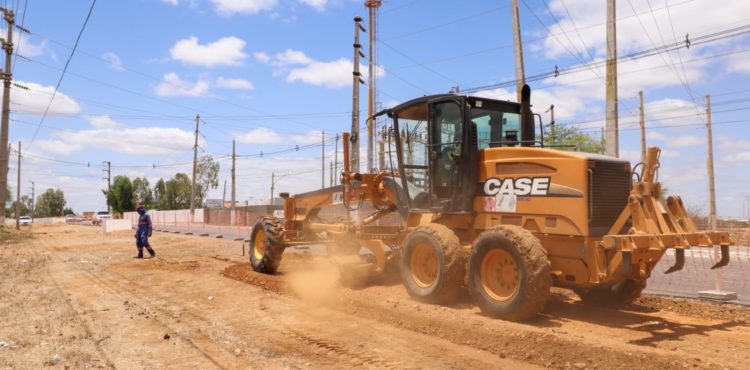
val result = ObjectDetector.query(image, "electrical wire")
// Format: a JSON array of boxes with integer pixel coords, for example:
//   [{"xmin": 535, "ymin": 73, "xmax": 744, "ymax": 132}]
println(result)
[{"xmin": 28, "ymin": 0, "xmax": 96, "ymax": 148}]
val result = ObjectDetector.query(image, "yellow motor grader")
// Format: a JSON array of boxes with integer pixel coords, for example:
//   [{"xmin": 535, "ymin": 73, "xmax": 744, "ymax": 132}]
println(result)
[{"xmin": 249, "ymin": 85, "xmax": 734, "ymax": 321}]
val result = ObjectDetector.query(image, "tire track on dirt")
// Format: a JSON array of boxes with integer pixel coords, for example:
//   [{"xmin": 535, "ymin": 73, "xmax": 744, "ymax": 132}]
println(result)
[
  {"xmin": 40, "ymin": 238, "xmax": 230, "ymax": 370},
  {"xmin": 13, "ymin": 238, "xmax": 117, "ymax": 369}
]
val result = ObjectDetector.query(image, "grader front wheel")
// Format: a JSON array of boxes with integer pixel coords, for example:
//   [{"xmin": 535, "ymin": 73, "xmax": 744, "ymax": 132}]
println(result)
[
  {"xmin": 249, "ymin": 216, "xmax": 285, "ymax": 274},
  {"xmin": 400, "ymin": 223, "xmax": 465, "ymax": 304},
  {"xmin": 468, "ymin": 226, "xmax": 551, "ymax": 321}
]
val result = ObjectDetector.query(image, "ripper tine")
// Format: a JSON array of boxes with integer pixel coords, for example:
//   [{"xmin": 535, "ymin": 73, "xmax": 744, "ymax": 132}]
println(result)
[
  {"xmin": 664, "ymin": 248, "xmax": 685, "ymax": 274},
  {"xmin": 710, "ymin": 244, "xmax": 730, "ymax": 269}
]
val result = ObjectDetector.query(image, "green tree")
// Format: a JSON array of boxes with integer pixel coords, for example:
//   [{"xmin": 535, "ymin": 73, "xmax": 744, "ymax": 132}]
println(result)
[
  {"xmin": 35, "ymin": 188, "xmax": 66, "ymax": 217},
  {"xmin": 154, "ymin": 178, "xmax": 168, "ymax": 210},
  {"xmin": 544, "ymin": 125, "xmax": 604, "ymax": 154},
  {"xmin": 132, "ymin": 177, "xmax": 154, "ymax": 209},
  {"xmin": 63, "ymin": 207, "xmax": 75, "ymax": 215},
  {"xmin": 195, "ymin": 155, "xmax": 220, "ymax": 207},
  {"xmin": 9, "ymin": 195, "xmax": 32, "ymax": 217},
  {"xmin": 164, "ymin": 173, "xmax": 191, "ymax": 210},
  {"xmin": 107, "ymin": 176, "xmax": 135, "ymax": 213}
]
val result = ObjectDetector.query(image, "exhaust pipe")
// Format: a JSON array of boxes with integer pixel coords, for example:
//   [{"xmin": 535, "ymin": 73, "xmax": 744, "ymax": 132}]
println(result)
[{"xmin": 520, "ymin": 84, "xmax": 534, "ymax": 147}]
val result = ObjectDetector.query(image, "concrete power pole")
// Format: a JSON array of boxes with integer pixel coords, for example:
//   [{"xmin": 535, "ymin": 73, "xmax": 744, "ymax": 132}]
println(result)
[
  {"xmin": 706, "ymin": 94, "xmax": 717, "ymax": 231},
  {"xmin": 321, "ymin": 131, "xmax": 325, "ymax": 189},
  {"xmin": 29, "ymin": 180, "xmax": 34, "ymax": 218},
  {"xmin": 231, "ymin": 139, "xmax": 236, "ymax": 225},
  {"xmin": 639, "ymin": 90, "xmax": 646, "ymax": 163},
  {"xmin": 333, "ymin": 134, "xmax": 339, "ymax": 186},
  {"xmin": 189, "ymin": 114, "xmax": 200, "ymax": 221},
  {"xmin": 511, "ymin": 0, "xmax": 526, "ymax": 103},
  {"xmin": 605, "ymin": 0, "xmax": 619, "ymax": 158},
  {"xmin": 0, "ymin": 9, "xmax": 14, "ymax": 225},
  {"xmin": 14, "ymin": 141, "xmax": 19, "ymax": 230},
  {"xmin": 102, "ymin": 161, "xmax": 111, "ymax": 211},
  {"xmin": 366, "ymin": 0, "xmax": 382, "ymax": 173},
  {"xmin": 545, "ymin": 105, "xmax": 555, "ymax": 146},
  {"xmin": 351, "ymin": 17, "xmax": 366, "ymax": 173},
  {"xmin": 268, "ymin": 172, "xmax": 276, "ymax": 205}
]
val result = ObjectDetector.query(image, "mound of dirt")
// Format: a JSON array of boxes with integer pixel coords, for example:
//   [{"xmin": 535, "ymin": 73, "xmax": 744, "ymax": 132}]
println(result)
[{"xmin": 221, "ymin": 263, "xmax": 288, "ymax": 294}]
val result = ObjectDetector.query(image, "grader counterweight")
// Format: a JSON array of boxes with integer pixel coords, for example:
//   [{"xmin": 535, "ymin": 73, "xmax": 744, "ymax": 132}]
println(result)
[{"xmin": 249, "ymin": 85, "xmax": 734, "ymax": 321}]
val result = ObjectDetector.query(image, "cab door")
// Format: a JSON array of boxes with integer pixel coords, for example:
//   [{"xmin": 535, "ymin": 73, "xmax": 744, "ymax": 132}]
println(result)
[{"xmin": 428, "ymin": 98, "xmax": 470, "ymax": 212}]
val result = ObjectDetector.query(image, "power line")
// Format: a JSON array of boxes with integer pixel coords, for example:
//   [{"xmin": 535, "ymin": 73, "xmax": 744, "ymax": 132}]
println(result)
[
  {"xmin": 28, "ymin": 0, "xmax": 96, "ymax": 148},
  {"xmin": 460, "ymin": 23, "xmax": 750, "ymax": 94}
]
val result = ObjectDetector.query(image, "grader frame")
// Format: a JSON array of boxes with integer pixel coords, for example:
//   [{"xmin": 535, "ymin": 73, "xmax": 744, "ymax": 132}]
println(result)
[{"xmin": 249, "ymin": 89, "xmax": 734, "ymax": 321}]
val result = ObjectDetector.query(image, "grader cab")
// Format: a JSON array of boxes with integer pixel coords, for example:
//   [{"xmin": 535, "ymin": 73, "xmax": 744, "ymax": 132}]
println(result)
[{"xmin": 249, "ymin": 85, "xmax": 734, "ymax": 321}]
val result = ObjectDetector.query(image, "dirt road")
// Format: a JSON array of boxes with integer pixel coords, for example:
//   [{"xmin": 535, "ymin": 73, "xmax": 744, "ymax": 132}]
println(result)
[{"xmin": 1, "ymin": 225, "xmax": 749, "ymax": 369}]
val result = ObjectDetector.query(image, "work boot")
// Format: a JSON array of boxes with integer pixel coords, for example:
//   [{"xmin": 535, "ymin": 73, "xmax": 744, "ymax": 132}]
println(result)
[
  {"xmin": 146, "ymin": 247, "xmax": 155, "ymax": 258},
  {"xmin": 134, "ymin": 251, "xmax": 144, "ymax": 259}
]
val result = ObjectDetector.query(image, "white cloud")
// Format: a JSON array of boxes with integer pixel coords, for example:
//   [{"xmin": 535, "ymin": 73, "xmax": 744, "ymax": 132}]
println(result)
[
  {"xmin": 15, "ymin": 33, "xmax": 46, "ymax": 58},
  {"xmin": 273, "ymin": 49, "xmax": 313, "ymax": 66},
  {"xmin": 216, "ymin": 77, "xmax": 254, "ymax": 90},
  {"xmin": 285, "ymin": 58, "xmax": 352, "ymax": 88},
  {"xmin": 46, "ymin": 126, "xmax": 199, "ymax": 156},
  {"xmin": 209, "ymin": 0, "xmax": 278, "ymax": 16},
  {"xmin": 6, "ymin": 80, "xmax": 80, "ymax": 116},
  {"xmin": 253, "ymin": 51, "xmax": 271, "ymax": 63},
  {"xmin": 170, "ymin": 36, "xmax": 248, "ymax": 67},
  {"xmin": 541, "ymin": 0, "xmax": 750, "ymax": 59},
  {"xmin": 83, "ymin": 115, "xmax": 124, "ymax": 129},
  {"xmin": 670, "ymin": 135, "xmax": 702, "ymax": 147},
  {"xmin": 233, "ymin": 127, "xmax": 283, "ymax": 144},
  {"xmin": 724, "ymin": 152, "xmax": 750, "ymax": 162},
  {"xmin": 233, "ymin": 128, "xmax": 323, "ymax": 145},
  {"xmin": 101, "ymin": 52, "xmax": 124, "ymax": 71},
  {"xmin": 33, "ymin": 139, "xmax": 81, "ymax": 156},
  {"xmin": 298, "ymin": 0, "xmax": 329, "ymax": 12},
  {"xmin": 163, "ymin": 0, "xmax": 179, "ymax": 5},
  {"xmin": 154, "ymin": 72, "xmax": 210, "ymax": 97}
]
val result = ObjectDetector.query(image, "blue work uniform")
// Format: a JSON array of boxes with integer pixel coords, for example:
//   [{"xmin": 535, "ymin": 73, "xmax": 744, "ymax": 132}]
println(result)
[{"xmin": 135, "ymin": 210, "xmax": 155, "ymax": 258}]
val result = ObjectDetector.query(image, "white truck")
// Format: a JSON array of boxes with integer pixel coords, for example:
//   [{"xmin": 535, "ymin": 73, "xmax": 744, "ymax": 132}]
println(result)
[{"xmin": 92, "ymin": 211, "xmax": 112, "ymax": 225}]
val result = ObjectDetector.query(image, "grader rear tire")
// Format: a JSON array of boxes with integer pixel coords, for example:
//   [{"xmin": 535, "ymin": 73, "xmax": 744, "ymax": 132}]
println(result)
[
  {"xmin": 575, "ymin": 279, "xmax": 646, "ymax": 306},
  {"xmin": 468, "ymin": 226, "xmax": 551, "ymax": 321},
  {"xmin": 400, "ymin": 223, "xmax": 465, "ymax": 304},
  {"xmin": 249, "ymin": 216, "xmax": 285, "ymax": 274}
]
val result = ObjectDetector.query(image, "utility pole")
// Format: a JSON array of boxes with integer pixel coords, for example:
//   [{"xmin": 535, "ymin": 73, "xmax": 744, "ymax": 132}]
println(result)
[
  {"xmin": 102, "ymin": 161, "xmax": 111, "ymax": 211},
  {"xmin": 270, "ymin": 172, "xmax": 275, "ymax": 205},
  {"xmin": 14, "ymin": 141, "xmax": 19, "ymax": 230},
  {"xmin": 639, "ymin": 90, "xmax": 647, "ymax": 163},
  {"xmin": 222, "ymin": 179, "xmax": 227, "ymax": 205},
  {"xmin": 366, "ymin": 0, "xmax": 381, "ymax": 173},
  {"xmin": 0, "ymin": 8, "xmax": 15, "ymax": 225},
  {"xmin": 605, "ymin": 0, "xmax": 619, "ymax": 158},
  {"xmin": 231, "ymin": 139, "xmax": 236, "ymax": 225},
  {"xmin": 545, "ymin": 105, "xmax": 555, "ymax": 146},
  {"xmin": 29, "ymin": 180, "xmax": 34, "ymax": 218},
  {"xmin": 351, "ymin": 17, "xmax": 366, "ymax": 173},
  {"xmin": 511, "ymin": 0, "xmax": 526, "ymax": 103},
  {"xmin": 330, "ymin": 161, "xmax": 334, "ymax": 187},
  {"xmin": 706, "ymin": 94, "xmax": 717, "ymax": 231},
  {"xmin": 321, "ymin": 131, "xmax": 325, "ymax": 189},
  {"xmin": 189, "ymin": 114, "xmax": 200, "ymax": 221},
  {"xmin": 333, "ymin": 134, "xmax": 339, "ymax": 186}
]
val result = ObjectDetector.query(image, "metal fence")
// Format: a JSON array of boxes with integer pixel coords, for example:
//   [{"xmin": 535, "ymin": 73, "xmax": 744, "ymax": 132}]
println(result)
[{"xmin": 646, "ymin": 228, "xmax": 750, "ymax": 304}]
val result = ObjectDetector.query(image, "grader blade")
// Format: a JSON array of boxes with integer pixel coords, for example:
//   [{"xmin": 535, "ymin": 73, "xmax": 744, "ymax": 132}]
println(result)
[
  {"xmin": 710, "ymin": 244, "xmax": 730, "ymax": 270},
  {"xmin": 664, "ymin": 248, "xmax": 685, "ymax": 274}
]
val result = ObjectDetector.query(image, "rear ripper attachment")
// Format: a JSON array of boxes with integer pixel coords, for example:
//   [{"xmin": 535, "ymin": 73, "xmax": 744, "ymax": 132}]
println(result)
[{"xmin": 600, "ymin": 147, "xmax": 733, "ymax": 281}]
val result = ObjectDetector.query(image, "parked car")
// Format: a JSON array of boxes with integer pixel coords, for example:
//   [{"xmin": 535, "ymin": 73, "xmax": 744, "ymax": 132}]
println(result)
[
  {"xmin": 65, "ymin": 214, "xmax": 76, "ymax": 223},
  {"xmin": 92, "ymin": 211, "xmax": 112, "ymax": 225},
  {"xmin": 19, "ymin": 216, "xmax": 32, "ymax": 226}
]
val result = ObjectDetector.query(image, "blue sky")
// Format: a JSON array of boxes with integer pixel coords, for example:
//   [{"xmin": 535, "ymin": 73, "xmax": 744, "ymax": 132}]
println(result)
[{"xmin": 6, "ymin": 0, "xmax": 750, "ymax": 218}]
